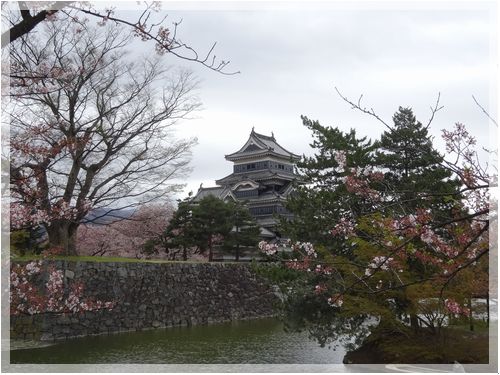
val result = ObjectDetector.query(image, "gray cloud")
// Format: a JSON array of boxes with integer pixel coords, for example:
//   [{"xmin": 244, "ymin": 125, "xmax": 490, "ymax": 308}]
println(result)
[{"xmin": 115, "ymin": 2, "xmax": 496, "ymax": 199}]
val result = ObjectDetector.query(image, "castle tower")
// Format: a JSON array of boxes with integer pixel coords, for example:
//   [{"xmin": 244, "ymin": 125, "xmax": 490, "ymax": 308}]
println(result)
[{"xmin": 193, "ymin": 128, "xmax": 300, "ymax": 240}]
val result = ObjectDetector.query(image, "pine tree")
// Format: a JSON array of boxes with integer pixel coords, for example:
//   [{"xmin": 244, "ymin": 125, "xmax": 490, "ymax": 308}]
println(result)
[
  {"xmin": 190, "ymin": 196, "xmax": 233, "ymax": 262},
  {"xmin": 164, "ymin": 197, "xmax": 260, "ymax": 262},
  {"xmin": 281, "ymin": 116, "xmax": 376, "ymax": 257},
  {"xmin": 373, "ymin": 107, "xmax": 462, "ymax": 330},
  {"xmin": 162, "ymin": 197, "xmax": 196, "ymax": 261},
  {"xmin": 375, "ymin": 107, "xmax": 459, "ymax": 217},
  {"xmin": 223, "ymin": 201, "xmax": 260, "ymax": 261}
]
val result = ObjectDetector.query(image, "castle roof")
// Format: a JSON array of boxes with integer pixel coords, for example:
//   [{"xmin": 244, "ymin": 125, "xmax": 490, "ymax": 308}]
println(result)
[
  {"xmin": 216, "ymin": 169, "xmax": 297, "ymax": 186},
  {"xmin": 191, "ymin": 127, "xmax": 299, "ymax": 237},
  {"xmin": 225, "ymin": 128, "xmax": 301, "ymax": 162},
  {"xmin": 192, "ymin": 186, "xmax": 235, "ymax": 202}
]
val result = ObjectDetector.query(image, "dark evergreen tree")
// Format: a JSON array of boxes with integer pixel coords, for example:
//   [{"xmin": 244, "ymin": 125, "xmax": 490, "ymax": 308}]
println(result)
[
  {"xmin": 373, "ymin": 107, "xmax": 462, "ymax": 331},
  {"xmin": 162, "ymin": 196, "xmax": 196, "ymax": 261},
  {"xmin": 375, "ymin": 107, "xmax": 460, "ymax": 219},
  {"xmin": 268, "ymin": 108, "xmax": 479, "ymax": 357},
  {"xmin": 281, "ymin": 116, "xmax": 377, "ymax": 257},
  {"xmin": 190, "ymin": 196, "xmax": 233, "ymax": 262},
  {"xmin": 223, "ymin": 201, "xmax": 260, "ymax": 261},
  {"xmin": 164, "ymin": 196, "xmax": 260, "ymax": 261}
]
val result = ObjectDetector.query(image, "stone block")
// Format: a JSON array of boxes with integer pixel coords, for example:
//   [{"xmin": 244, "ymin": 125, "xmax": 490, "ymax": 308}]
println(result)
[
  {"xmin": 65, "ymin": 270, "xmax": 75, "ymax": 279},
  {"xmin": 9, "ymin": 261, "xmax": 278, "ymax": 341},
  {"xmin": 117, "ymin": 267, "xmax": 127, "ymax": 278},
  {"xmin": 40, "ymin": 332, "xmax": 54, "ymax": 341},
  {"xmin": 58, "ymin": 315, "xmax": 71, "ymax": 325}
]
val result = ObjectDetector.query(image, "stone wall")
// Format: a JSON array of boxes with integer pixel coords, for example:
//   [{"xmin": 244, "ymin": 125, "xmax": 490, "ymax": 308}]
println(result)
[{"xmin": 10, "ymin": 261, "xmax": 278, "ymax": 341}]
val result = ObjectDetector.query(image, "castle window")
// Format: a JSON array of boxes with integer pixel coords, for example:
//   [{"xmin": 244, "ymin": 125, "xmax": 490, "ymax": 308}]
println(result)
[
  {"xmin": 235, "ymin": 189, "xmax": 258, "ymax": 198},
  {"xmin": 249, "ymin": 206, "xmax": 274, "ymax": 216}
]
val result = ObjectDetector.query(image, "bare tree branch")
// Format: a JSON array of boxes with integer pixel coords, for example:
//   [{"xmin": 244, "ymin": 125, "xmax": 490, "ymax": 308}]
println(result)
[
  {"xmin": 472, "ymin": 94, "xmax": 498, "ymax": 127},
  {"xmin": 424, "ymin": 92, "xmax": 444, "ymax": 129},
  {"xmin": 2, "ymin": 2, "xmax": 238, "ymax": 75},
  {"xmin": 8, "ymin": 19, "xmax": 199, "ymax": 254},
  {"xmin": 334, "ymin": 87, "xmax": 392, "ymax": 131},
  {"xmin": 1, "ymin": 1, "xmax": 73, "ymax": 47}
]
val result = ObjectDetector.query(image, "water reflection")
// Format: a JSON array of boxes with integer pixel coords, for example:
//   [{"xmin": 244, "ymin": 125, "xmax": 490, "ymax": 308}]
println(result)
[{"xmin": 10, "ymin": 318, "xmax": 346, "ymax": 364}]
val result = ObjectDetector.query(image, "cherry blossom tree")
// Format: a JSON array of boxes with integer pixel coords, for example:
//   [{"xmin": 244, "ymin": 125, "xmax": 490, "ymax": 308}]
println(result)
[
  {"xmin": 1, "ymin": 1, "xmax": 237, "ymax": 74},
  {"xmin": 329, "ymin": 93, "xmax": 493, "ymax": 300},
  {"xmin": 10, "ymin": 258, "xmax": 115, "ymax": 316},
  {"xmin": 261, "ymin": 103, "xmax": 493, "ymax": 344},
  {"xmin": 76, "ymin": 203, "xmax": 174, "ymax": 258},
  {"xmin": 7, "ymin": 18, "xmax": 199, "ymax": 255}
]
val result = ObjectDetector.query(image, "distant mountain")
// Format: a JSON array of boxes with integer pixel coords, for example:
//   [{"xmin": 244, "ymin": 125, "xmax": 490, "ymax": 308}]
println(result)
[{"xmin": 83, "ymin": 207, "xmax": 136, "ymax": 225}]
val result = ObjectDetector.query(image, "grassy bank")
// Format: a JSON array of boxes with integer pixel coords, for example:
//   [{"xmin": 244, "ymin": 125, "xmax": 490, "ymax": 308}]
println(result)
[{"xmin": 343, "ymin": 324, "xmax": 490, "ymax": 364}]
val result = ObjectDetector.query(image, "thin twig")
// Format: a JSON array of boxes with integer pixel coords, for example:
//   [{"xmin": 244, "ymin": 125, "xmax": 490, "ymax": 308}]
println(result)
[
  {"xmin": 334, "ymin": 87, "xmax": 392, "ymax": 131},
  {"xmin": 425, "ymin": 92, "xmax": 444, "ymax": 129},
  {"xmin": 472, "ymin": 95, "xmax": 498, "ymax": 127}
]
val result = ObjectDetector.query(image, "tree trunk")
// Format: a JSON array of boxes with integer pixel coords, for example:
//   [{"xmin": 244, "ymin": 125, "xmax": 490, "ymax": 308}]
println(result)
[
  {"xmin": 487, "ymin": 292, "xmax": 490, "ymax": 327},
  {"xmin": 46, "ymin": 220, "xmax": 79, "ymax": 255},
  {"xmin": 235, "ymin": 243, "xmax": 240, "ymax": 262},
  {"xmin": 182, "ymin": 246, "xmax": 187, "ymax": 261},
  {"xmin": 208, "ymin": 244, "xmax": 213, "ymax": 262},
  {"xmin": 468, "ymin": 297, "xmax": 474, "ymax": 332},
  {"xmin": 398, "ymin": 294, "xmax": 419, "ymax": 334},
  {"xmin": 410, "ymin": 313, "xmax": 420, "ymax": 334}
]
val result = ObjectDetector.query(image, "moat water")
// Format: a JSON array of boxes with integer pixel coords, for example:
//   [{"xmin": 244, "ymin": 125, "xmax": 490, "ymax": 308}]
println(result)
[{"xmin": 9, "ymin": 318, "xmax": 347, "ymax": 367}]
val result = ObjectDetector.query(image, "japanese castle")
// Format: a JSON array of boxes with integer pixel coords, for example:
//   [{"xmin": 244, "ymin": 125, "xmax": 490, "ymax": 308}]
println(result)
[{"xmin": 193, "ymin": 128, "xmax": 301, "ymax": 241}]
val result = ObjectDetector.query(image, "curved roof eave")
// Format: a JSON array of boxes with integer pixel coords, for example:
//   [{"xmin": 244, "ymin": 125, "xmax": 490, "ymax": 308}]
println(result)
[
  {"xmin": 226, "ymin": 150, "xmax": 301, "ymax": 162},
  {"xmin": 225, "ymin": 129, "xmax": 300, "ymax": 160}
]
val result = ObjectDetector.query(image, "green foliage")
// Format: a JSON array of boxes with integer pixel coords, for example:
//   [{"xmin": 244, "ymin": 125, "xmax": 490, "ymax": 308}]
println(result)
[
  {"xmin": 344, "ymin": 325, "xmax": 489, "ymax": 364},
  {"xmin": 162, "ymin": 196, "xmax": 196, "ymax": 260},
  {"xmin": 164, "ymin": 196, "xmax": 260, "ymax": 261},
  {"xmin": 281, "ymin": 116, "xmax": 376, "ymax": 257},
  {"xmin": 10, "ymin": 228, "xmax": 45, "ymax": 256},
  {"xmin": 375, "ymin": 107, "xmax": 460, "ymax": 218},
  {"xmin": 282, "ymin": 283, "xmax": 378, "ymax": 351},
  {"xmin": 10, "ymin": 230, "xmax": 30, "ymax": 256},
  {"xmin": 142, "ymin": 239, "xmax": 158, "ymax": 256},
  {"xmin": 377, "ymin": 108, "xmax": 442, "ymax": 174},
  {"xmin": 189, "ymin": 196, "xmax": 234, "ymax": 261},
  {"xmin": 365, "ymin": 107, "xmax": 464, "ymax": 332},
  {"xmin": 250, "ymin": 261, "xmax": 374, "ymax": 350},
  {"xmin": 251, "ymin": 262, "xmax": 304, "ymax": 284},
  {"xmin": 276, "ymin": 108, "xmax": 475, "ymax": 358},
  {"xmin": 223, "ymin": 201, "xmax": 260, "ymax": 261}
]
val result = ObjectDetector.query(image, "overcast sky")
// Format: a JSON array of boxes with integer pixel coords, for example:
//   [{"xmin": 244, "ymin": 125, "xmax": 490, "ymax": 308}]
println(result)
[{"xmin": 117, "ymin": 1, "xmax": 497, "ymax": 201}]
